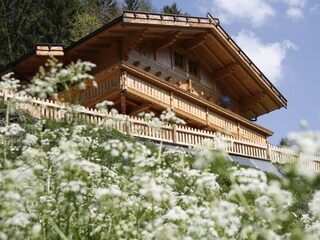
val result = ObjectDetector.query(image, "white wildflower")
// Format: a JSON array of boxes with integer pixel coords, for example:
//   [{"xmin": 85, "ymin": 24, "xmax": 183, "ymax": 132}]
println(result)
[
  {"xmin": 309, "ymin": 191, "xmax": 320, "ymax": 220},
  {"xmin": 5, "ymin": 212, "xmax": 34, "ymax": 227},
  {"xmin": 229, "ymin": 167, "xmax": 268, "ymax": 197},
  {"xmin": 0, "ymin": 123, "xmax": 25, "ymax": 136},
  {"xmin": 195, "ymin": 172, "xmax": 220, "ymax": 193},
  {"xmin": 165, "ymin": 206, "xmax": 189, "ymax": 221},
  {"xmin": 22, "ymin": 133, "xmax": 38, "ymax": 146},
  {"xmin": 0, "ymin": 72, "xmax": 20, "ymax": 90},
  {"xmin": 160, "ymin": 109, "xmax": 186, "ymax": 125},
  {"xmin": 95, "ymin": 100, "xmax": 114, "ymax": 111}
]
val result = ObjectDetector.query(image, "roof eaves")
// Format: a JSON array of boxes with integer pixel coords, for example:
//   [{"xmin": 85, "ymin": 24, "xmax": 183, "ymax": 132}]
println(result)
[
  {"xmin": 209, "ymin": 22, "xmax": 287, "ymax": 108},
  {"xmin": 0, "ymin": 49, "xmax": 36, "ymax": 74}
]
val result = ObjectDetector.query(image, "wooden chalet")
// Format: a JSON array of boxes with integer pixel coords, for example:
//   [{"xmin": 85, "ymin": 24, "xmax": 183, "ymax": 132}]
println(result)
[{"xmin": 0, "ymin": 11, "xmax": 287, "ymax": 145}]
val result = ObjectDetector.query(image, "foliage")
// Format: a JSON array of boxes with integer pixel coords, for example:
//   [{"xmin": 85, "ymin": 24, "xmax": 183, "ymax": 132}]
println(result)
[
  {"xmin": 0, "ymin": 0, "xmax": 189, "ymax": 68},
  {"xmin": 279, "ymin": 137, "xmax": 292, "ymax": 147},
  {"xmin": 69, "ymin": 0, "xmax": 122, "ymax": 41},
  {"xmin": 0, "ymin": 0, "xmax": 83, "ymax": 66},
  {"xmin": 69, "ymin": 13, "xmax": 103, "ymax": 42},
  {"xmin": 121, "ymin": 0, "xmax": 154, "ymax": 11},
  {"xmin": 1, "ymin": 59, "xmax": 320, "ymax": 239},
  {"xmin": 26, "ymin": 57, "xmax": 96, "ymax": 102},
  {"xmin": 162, "ymin": 2, "xmax": 184, "ymax": 15}
]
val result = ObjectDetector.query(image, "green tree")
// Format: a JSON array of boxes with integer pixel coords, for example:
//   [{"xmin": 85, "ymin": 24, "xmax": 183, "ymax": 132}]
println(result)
[
  {"xmin": 0, "ymin": 0, "xmax": 84, "ymax": 67},
  {"xmin": 0, "ymin": 0, "xmax": 44, "ymax": 66},
  {"xmin": 138, "ymin": 0, "xmax": 154, "ymax": 11},
  {"xmin": 39, "ymin": 0, "xmax": 83, "ymax": 45},
  {"xmin": 122, "ymin": 0, "xmax": 139, "ymax": 10},
  {"xmin": 121, "ymin": 0, "xmax": 153, "ymax": 11},
  {"xmin": 69, "ymin": 13, "xmax": 103, "ymax": 42},
  {"xmin": 161, "ymin": 2, "xmax": 186, "ymax": 15},
  {"xmin": 69, "ymin": 0, "xmax": 122, "ymax": 41},
  {"xmin": 83, "ymin": 0, "xmax": 121, "ymax": 24},
  {"xmin": 279, "ymin": 137, "xmax": 292, "ymax": 147}
]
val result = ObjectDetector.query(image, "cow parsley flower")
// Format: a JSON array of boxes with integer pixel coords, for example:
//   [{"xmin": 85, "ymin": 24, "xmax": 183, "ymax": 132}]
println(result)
[
  {"xmin": 160, "ymin": 109, "xmax": 186, "ymax": 125},
  {"xmin": 309, "ymin": 191, "xmax": 320, "ymax": 220},
  {"xmin": 0, "ymin": 72, "xmax": 20, "ymax": 90}
]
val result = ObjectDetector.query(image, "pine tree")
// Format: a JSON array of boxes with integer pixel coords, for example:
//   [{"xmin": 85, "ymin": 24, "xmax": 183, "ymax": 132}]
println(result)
[
  {"xmin": 39, "ymin": 0, "xmax": 83, "ymax": 45},
  {"xmin": 122, "ymin": 0, "xmax": 153, "ymax": 11},
  {"xmin": 69, "ymin": 0, "xmax": 122, "ymax": 41},
  {"xmin": 162, "ymin": 2, "xmax": 186, "ymax": 15},
  {"xmin": 0, "ymin": 0, "xmax": 84, "ymax": 67},
  {"xmin": 84, "ymin": 0, "xmax": 121, "ymax": 24},
  {"xmin": 122, "ymin": 0, "xmax": 139, "ymax": 11},
  {"xmin": 0, "ymin": 0, "xmax": 45, "ymax": 66},
  {"xmin": 138, "ymin": 0, "xmax": 154, "ymax": 11}
]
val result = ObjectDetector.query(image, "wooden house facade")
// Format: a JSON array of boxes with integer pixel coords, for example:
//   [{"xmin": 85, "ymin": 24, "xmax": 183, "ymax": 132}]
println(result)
[{"xmin": 0, "ymin": 11, "xmax": 287, "ymax": 145}]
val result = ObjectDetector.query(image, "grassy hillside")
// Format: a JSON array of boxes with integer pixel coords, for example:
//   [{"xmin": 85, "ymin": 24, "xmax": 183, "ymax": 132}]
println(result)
[{"xmin": 1, "ymin": 100, "xmax": 320, "ymax": 239}]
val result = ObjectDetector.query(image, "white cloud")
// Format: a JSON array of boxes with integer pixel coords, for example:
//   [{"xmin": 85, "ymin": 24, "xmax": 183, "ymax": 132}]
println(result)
[
  {"xmin": 277, "ymin": 0, "xmax": 307, "ymax": 20},
  {"xmin": 286, "ymin": 7, "xmax": 304, "ymax": 20},
  {"xmin": 233, "ymin": 30, "xmax": 297, "ymax": 84},
  {"xmin": 196, "ymin": 0, "xmax": 309, "ymax": 24},
  {"xmin": 279, "ymin": 0, "xmax": 307, "ymax": 8},
  {"xmin": 310, "ymin": 4, "xmax": 320, "ymax": 14},
  {"xmin": 196, "ymin": 0, "xmax": 275, "ymax": 27}
]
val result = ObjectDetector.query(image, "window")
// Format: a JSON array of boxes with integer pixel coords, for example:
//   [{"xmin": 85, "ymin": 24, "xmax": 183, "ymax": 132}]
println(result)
[
  {"xmin": 174, "ymin": 52, "xmax": 184, "ymax": 69},
  {"xmin": 188, "ymin": 59, "xmax": 198, "ymax": 76},
  {"xmin": 173, "ymin": 51, "xmax": 199, "ymax": 77}
]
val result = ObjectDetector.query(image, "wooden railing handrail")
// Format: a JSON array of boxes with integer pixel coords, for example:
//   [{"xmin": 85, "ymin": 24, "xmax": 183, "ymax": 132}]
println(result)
[{"xmin": 0, "ymin": 87, "xmax": 319, "ymax": 171}]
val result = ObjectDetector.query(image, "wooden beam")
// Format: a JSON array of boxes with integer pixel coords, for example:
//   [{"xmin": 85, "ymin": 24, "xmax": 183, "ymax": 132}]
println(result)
[
  {"xmin": 212, "ymin": 63, "xmax": 238, "ymax": 81},
  {"xmin": 74, "ymin": 49, "xmax": 100, "ymax": 54},
  {"xmin": 184, "ymin": 32, "xmax": 208, "ymax": 51},
  {"xmin": 121, "ymin": 93, "xmax": 126, "ymax": 114},
  {"xmin": 240, "ymin": 92, "xmax": 265, "ymax": 113},
  {"xmin": 122, "ymin": 29, "xmax": 148, "ymax": 56},
  {"xmin": 202, "ymin": 43, "xmax": 224, "ymax": 68},
  {"xmin": 129, "ymin": 103, "xmax": 151, "ymax": 115},
  {"xmin": 155, "ymin": 31, "xmax": 181, "ymax": 50},
  {"xmin": 207, "ymin": 33, "xmax": 235, "ymax": 61},
  {"xmin": 86, "ymin": 42, "xmax": 111, "ymax": 48},
  {"xmin": 97, "ymin": 36, "xmax": 121, "ymax": 42}
]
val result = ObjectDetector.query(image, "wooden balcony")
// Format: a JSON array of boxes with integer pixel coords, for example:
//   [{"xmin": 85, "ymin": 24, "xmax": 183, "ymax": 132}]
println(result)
[
  {"xmin": 74, "ymin": 63, "xmax": 273, "ymax": 145},
  {"xmin": 1, "ymin": 87, "xmax": 320, "ymax": 172}
]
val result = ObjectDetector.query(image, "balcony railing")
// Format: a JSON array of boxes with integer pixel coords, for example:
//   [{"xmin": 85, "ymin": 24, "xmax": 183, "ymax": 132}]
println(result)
[
  {"xmin": 125, "ymin": 72, "xmax": 268, "ymax": 144},
  {"xmin": 1, "ymin": 87, "xmax": 319, "ymax": 172}
]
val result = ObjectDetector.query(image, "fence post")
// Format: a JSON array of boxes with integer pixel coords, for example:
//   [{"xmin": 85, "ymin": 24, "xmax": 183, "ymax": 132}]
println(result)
[
  {"xmin": 172, "ymin": 124, "xmax": 177, "ymax": 144},
  {"xmin": 125, "ymin": 117, "xmax": 131, "ymax": 135},
  {"xmin": 265, "ymin": 137, "xmax": 272, "ymax": 161}
]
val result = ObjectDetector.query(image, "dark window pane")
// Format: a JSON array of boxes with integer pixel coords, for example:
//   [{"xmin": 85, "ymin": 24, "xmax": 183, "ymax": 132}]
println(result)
[
  {"xmin": 188, "ymin": 59, "xmax": 198, "ymax": 76},
  {"xmin": 174, "ymin": 52, "xmax": 184, "ymax": 69}
]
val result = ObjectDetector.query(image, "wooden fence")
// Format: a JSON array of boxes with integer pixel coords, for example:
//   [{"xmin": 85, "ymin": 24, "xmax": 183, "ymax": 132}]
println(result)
[{"xmin": 1, "ymin": 87, "xmax": 319, "ymax": 171}]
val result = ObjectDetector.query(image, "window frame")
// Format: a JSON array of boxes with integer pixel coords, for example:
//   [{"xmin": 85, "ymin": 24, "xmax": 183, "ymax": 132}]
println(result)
[
  {"xmin": 188, "ymin": 58, "xmax": 199, "ymax": 77},
  {"xmin": 172, "ymin": 50, "xmax": 200, "ymax": 78},
  {"xmin": 173, "ymin": 51, "xmax": 185, "ymax": 70}
]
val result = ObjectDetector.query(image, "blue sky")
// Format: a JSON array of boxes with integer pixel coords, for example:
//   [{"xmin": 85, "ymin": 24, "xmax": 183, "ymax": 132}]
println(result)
[{"xmin": 153, "ymin": 0, "xmax": 320, "ymax": 144}]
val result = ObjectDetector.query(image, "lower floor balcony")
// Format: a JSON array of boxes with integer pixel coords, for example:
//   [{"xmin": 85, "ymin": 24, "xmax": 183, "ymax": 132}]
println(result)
[{"xmin": 78, "ymin": 64, "xmax": 272, "ymax": 145}]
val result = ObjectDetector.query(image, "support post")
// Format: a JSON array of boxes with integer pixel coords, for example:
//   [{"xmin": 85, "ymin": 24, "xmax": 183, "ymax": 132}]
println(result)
[
  {"xmin": 170, "ymin": 92, "xmax": 174, "ymax": 110},
  {"xmin": 121, "ymin": 93, "xmax": 126, "ymax": 114},
  {"xmin": 205, "ymin": 108, "xmax": 209, "ymax": 126},
  {"xmin": 237, "ymin": 123, "xmax": 241, "ymax": 139},
  {"xmin": 266, "ymin": 137, "xmax": 272, "ymax": 161},
  {"xmin": 120, "ymin": 70, "xmax": 128, "ymax": 90},
  {"xmin": 172, "ymin": 124, "xmax": 177, "ymax": 144},
  {"xmin": 125, "ymin": 117, "xmax": 131, "ymax": 135}
]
